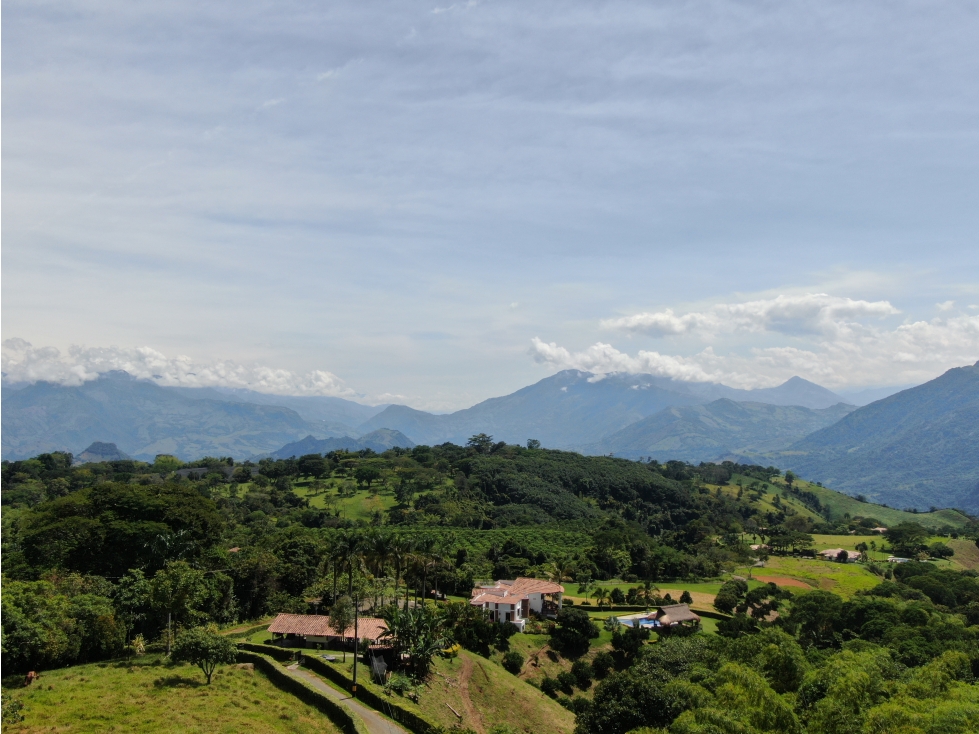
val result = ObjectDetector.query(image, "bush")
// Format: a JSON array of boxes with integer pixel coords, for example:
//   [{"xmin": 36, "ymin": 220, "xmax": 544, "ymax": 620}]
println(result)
[
  {"xmin": 679, "ymin": 590, "xmax": 693, "ymax": 604},
  {"xmin": 565, "ymin": 696, "xmax": 593, "ymax": 716},
  {"xmin": 610, "ymin": 588, "xmax": 625, "ymax": 604},
  {"xmin": 557, "ymin": 670, "xmax": 577, "ymax": 694},
  {"xmin": 592, "ymin": 651, "xmax": 614, "ymax": 679},
  {"xmin": 571, "ymin": 659, "xmax": 593, "ymax": 688},
  {"xmin": 540, "ymin": 676, "xmax": 559, "ymax": 698},
  {"xmin": 502, "ymin": 650, "xmax": 525, "ymax": 675},
  {"xmin": 551, "ymin": 608, "xmax": 600, "ymax": 657}
]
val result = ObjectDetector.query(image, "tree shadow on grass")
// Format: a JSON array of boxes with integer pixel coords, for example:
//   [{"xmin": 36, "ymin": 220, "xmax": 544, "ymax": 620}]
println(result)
[{"xmin": 153, "ymin": 675, "xmax": 203, "ymax": 689}]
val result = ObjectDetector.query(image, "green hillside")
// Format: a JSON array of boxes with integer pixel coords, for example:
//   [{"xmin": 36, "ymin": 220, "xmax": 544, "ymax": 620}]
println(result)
[
  {"xmin": 588, "ymin": 399, "xmax": 855, "ymax": 461},
  {"xmin": 728, "ymin": 473, "xmax": 972, "ymax": 531},
  {"xmin": 774, "ymin": 361, "xmax": 979, "ymax": 512}
]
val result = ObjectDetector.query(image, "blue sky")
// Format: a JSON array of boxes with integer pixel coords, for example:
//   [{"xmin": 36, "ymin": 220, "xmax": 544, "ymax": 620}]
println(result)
[{"xmin": 3, "ymin": 0, "xmax": 978, "ymax": 410}]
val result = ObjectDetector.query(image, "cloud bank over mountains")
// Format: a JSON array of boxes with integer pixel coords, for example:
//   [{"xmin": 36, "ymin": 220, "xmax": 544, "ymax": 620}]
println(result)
[
  {"xmin": 533, "ymin": 294, "xmax": 979, "ymax": 389},
  {"xmin": 1, "ymin": 339, "xmax": 356, "ymax": 399},
  {"xmin": 600, "ymin": 294, "xmax": 900, "ymax": 338},
  {"xmin": 6, "ymin": 290, "xmax": 977, "ymax": 403}
]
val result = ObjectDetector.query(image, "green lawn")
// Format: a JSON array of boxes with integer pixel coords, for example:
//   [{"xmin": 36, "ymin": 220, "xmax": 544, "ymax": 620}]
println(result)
[{"xmin": 3, "ymin": 654, "xmax": 341, "ymax": 734}]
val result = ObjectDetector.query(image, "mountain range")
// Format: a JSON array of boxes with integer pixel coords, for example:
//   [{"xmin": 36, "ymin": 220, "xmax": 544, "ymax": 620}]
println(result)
[
  {"xmin": 3, "ymin": 364, "xmax": 976, "ymax": 513},
  {"xmin": 584, "ymin": 399, "xmax": 857, "ymax": 462},
  {"xmin": 356, "ymin": 371, "xmax": 848, "ymax": 448},
  {"xmin": 0, "ymin": 372, "xmax": 377, "ymax": 461},
  {"xmin": 258, "ymin": 429, "xmax": 416, "ymax": 460},
  {"xmin": 773, "ymin": 361, "xmax": 979, "ymax": 513}
]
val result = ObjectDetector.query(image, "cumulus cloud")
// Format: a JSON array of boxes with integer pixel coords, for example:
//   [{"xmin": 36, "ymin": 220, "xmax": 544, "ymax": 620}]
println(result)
[
  {"xmin": 1, "ymin": 339, "xmax": 356, "ymax": 398},
  {"xmin": 534, "ymin": 307, "xmax": 979, "ymax": 389},
  {"xmin": 602, "ymin": 294, "xmax": 900, "ymax": 338}
]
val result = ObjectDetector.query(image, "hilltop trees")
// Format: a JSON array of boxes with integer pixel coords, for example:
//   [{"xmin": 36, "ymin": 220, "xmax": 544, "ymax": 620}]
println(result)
[{"xmin": 18, "ymin": 482, "xmax": 223, "ymax": 577}]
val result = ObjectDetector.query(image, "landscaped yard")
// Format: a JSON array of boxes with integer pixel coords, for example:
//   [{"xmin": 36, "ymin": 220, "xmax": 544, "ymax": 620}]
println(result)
[{"xmin": 3, "ymin": 654, "xmax": 341, "ymax": 734}]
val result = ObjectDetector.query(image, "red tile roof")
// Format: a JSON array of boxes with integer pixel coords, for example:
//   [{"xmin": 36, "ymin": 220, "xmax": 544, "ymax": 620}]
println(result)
[
  {"xmin": 469, "ymin": 577, "xmax": 564, "ymax": 605},
  {"xmin": 267, "ymin": 613, "xmax": 388, "ymax": 640}
]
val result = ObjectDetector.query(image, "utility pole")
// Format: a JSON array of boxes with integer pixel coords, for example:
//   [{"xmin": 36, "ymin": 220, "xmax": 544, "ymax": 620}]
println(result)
[{"xmin": 352, "ymin": 595, "xmax": 359, "ymax": 696}]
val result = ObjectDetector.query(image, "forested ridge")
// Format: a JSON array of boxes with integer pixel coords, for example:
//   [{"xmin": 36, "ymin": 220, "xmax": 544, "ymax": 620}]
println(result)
[{"xmin": 4, "ymin": 437, "xmax": 979, "ymax": 732}]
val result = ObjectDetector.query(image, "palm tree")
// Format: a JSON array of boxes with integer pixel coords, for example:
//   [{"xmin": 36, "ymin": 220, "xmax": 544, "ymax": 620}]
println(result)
[
  {"xmin": 429, "ymin": 538, "xmax": 451, "ymax": 603},
  {"xmin": 390, "ymin": 535, "xmax": 413, "ymax": 609},
  {"xmin": 548, "ymin": 556, "xmax": 575, "ymax": 584},
  {"xmin": 333, "ymin": 530, "xmax": 364, "ymax": 597},
  {"xmin": 365, "ymin": 530, "xmax": 393, "ymax": 608},
  {"xmin": 592, "ymin": 586, "xmax": 612, "ymax": 609},
  {"xmin": 378, "ymin": 605, "xmax": 451, "ymax": 679},
  {"xmin": 414, "ymin": 537, "xmax": 436, "ymax": 606},
  {"xmin": 639, "ymin": 581, "xmax": 659, "ymax": 610}
]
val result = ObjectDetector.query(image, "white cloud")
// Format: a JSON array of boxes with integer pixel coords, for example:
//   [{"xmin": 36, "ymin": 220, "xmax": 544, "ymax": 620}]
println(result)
[
  {"xmin": 432, "ymin": 1, "xmax": 477, "ymax": 15},
  {"xmin": 1, "ymin": 339, "xmax": 357, "ymax": 398},
  {"xmin": 533, "ymin": 308, "xmax": 979, "ymax": 389},
  {"xmin": 936, "ymin": 300, "xmax": 956, "ymax": 311},
  {"xmin": 602, "ymin": 294, "xmax": 900, "ymax": 338}
]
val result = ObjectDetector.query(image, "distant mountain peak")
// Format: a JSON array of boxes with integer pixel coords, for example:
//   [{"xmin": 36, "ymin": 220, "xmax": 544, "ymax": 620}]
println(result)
[{"xmin": 75, "ymin": 442, "xmax": 130, "ymax": 464}]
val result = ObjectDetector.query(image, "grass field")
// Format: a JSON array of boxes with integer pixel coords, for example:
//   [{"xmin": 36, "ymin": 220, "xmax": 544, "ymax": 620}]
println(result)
[
  {"xmin": 744, "ymin": 556, "xmax": 881, "ymax": 598},
  {"xmin": 3, "ymin": 654, "xmax": 340, "ymax": 734},
  {"xmin": 308, "ymin": 648, "xmax": 575, "ymax": 734},
  {"xmin": 949, "ymin": 539, "xmax": 979, "ymax": 570}
]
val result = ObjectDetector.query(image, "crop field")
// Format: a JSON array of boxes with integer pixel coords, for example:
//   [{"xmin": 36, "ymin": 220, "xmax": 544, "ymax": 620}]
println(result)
[{"xmin": 2, "ymin": 654, "xmax": 339, "ymax": 734}]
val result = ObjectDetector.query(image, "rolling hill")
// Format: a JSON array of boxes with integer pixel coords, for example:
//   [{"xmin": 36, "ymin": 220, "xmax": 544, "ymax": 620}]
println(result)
[
  {"xmin": 774, "ymin": 361, "xmax": 979, "ymax": 512},
  {"xmin": 585, "ymin": 399, "xmax": 856, "ymax": 462}
]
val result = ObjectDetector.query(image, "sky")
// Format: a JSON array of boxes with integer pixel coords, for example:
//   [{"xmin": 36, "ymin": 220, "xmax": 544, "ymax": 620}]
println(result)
[{"xmin": 3, "ymin": 0, "xmax": 978, "ymax": 411}]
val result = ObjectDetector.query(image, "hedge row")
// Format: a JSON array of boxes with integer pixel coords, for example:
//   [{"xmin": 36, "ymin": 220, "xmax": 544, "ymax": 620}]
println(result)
[
  {"xmin": 236, "ymin": 649, "xmax": 366, "ymax": 734},
  {"xmin": 239, "ymin": 642, "xmax": 437, "ymax": 734}
]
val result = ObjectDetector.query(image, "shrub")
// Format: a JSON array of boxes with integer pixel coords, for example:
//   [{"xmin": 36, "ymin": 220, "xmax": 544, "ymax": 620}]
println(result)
[
  {"xmin": 557, "ymin": 670, "xmax": 577, "ymax": 694},
  {"xmin": 592, "ymin": 651, "xmax": 614, "ymax": 679},
  {"xmin": 502, "ymin": 650, "xmax": 525, "ymax": 675},
  {"xmin": 540, "ymin": 676, "xmax": 559, "ymax": 698},
  {"xmin": 571, "ymin": 659, "xmax": 593, "ymax": 688},
  {"xmin": 679, "ymin": 590, "xmax": 693, "ymax": 604},
  {"xmin": 565, "ymin": 696, "xmax": 593, "ymax": 716},
  {"xmin": 610, "ymin": 588, "xmax": 625, "ymax": 605}
]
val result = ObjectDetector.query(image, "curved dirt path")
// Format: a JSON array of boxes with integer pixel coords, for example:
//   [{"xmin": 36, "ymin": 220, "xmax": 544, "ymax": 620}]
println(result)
[
  {"xmin": 286, "ymin": 664, "xmax": 408, "ymax": 734},
  {"xmin": 456, "ymin": 655, "xmax": 485, "ymax": 734}
]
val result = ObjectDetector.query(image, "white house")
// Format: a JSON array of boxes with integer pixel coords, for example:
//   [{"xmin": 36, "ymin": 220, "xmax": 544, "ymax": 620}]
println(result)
[
  {"xmin": 469, "ymin": 578, "xmax": 564, "ymax": 631},
  {"xmin": 819, "ymin": 548, "xmax": 862, "ymax": 563}
]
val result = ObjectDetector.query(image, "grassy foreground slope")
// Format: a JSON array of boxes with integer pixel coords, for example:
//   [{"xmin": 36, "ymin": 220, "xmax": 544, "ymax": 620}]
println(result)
[
  {"xmin": 4, "ymin": 655, "xmax": 340, "ymax": 734},
  {"xmin": 304, "ymin": 649, "xmax": 575, "ymax": 734}
]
